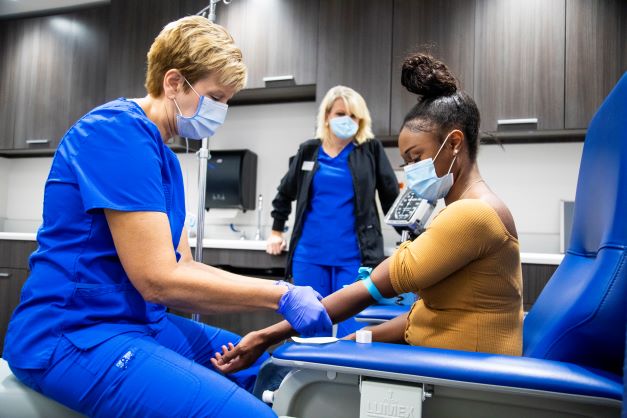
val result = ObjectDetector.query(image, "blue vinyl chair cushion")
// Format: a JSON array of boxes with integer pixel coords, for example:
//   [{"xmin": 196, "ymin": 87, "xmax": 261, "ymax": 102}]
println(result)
[
  {"xmin": 355, "ymin": 304, "xmax": 411, "ymax": 322},
  {"xmin": 272, "ymin": 341, "xmax": 622, "ymax": 401}
]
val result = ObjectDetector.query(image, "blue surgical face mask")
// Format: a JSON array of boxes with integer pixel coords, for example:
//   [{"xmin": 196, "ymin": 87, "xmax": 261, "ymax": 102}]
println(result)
[
  {"xmin": 173, "ymin": 78, "xmax": 228, "ymax": 140},
  {"xmin": 329, "ymin": 115, "xmax": 358, "ymax": 140},
  {"xmin": 403, "ymin": 131, "xmax": 457, "ymax": 203}
]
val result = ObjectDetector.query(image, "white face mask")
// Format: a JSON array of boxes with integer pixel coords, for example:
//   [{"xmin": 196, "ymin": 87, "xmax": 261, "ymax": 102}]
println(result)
[
  {"xmin": 403, "ymin": 131, "xmax": 457, "ymax": 203},
  {"xmin": 173, "ymin": 78, "xmax": 228, "ymax": 139}
]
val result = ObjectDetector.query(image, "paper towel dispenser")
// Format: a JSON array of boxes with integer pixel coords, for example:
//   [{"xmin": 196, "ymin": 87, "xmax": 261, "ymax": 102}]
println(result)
[{"xmin": 205, "ymin": 150, "xmax": 257, "ymax": 211}]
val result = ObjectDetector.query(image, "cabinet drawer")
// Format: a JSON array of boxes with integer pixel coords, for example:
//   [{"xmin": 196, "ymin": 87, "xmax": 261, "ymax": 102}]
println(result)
[
  {"xmin": 0, "ymin": 268, "xmax": 29, "ymax": 356},
  {"xmin": 199, "ymin": 248, "xmax": 287, "ymax": 271},
  {"xmin": 0, "ymin": 240, "xmax": 38, "ymax": 269},
  {"xmin": 522, "ymin": 263, "xmax": 558, "ymax": 311}
]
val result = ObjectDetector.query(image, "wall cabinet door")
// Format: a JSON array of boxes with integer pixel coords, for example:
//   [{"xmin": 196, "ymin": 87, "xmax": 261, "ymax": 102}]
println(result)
[
  {"xmin": 67, "ymin": 7, "xmax": 109, "ymax": 125},
  {"xmin": 474, "ymin": 0, "xmax": 566, "ymax": 132},
  {"xmin": 521, "ymin": 264, "xmax": 558, "ymax": 312},
  {"xmin": 0, "ymin": 268, "xmax": 28, "ymax": 356},
  {"xmin": 565, "ymin": 0, "xmax": 627, "ymax": 129},
  {"xmin": 11, "ymin": 15, "xmax": 73, "ymax": 150},
  {"xmin": 212, "ymin": 0, "xmax": 319, "ymax": 90},
  {"xmin": 317, "ymin": 0, "xmax": 393, "ymax": 136},
  {"xmin": 7, "ymin": 8, "xmax": 108, "ymax": 151},
  {"xmin": 106, "ymin": 0, "xmax": 181, "ymax": 100},
  {"xmin": 390, "ymin": 0, "xmax": 476, "ymax": 135},
  {"xmin": 0, "ymin": 20, "xmax": 20, "ymax": 150}
]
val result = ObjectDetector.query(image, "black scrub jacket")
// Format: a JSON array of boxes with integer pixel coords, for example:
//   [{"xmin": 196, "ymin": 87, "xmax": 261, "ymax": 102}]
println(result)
[{"xmin": 271, "ymin": 138, "xmax": 400, "ymax": 279}]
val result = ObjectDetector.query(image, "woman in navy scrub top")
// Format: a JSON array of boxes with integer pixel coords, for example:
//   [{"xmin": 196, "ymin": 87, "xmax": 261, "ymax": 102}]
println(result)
[
  {"xmin": 2, "ymin": 16, "xmax": 330, "ymax": 418},
  {"xmin": 266, "ymin": 86, "xmax": 400, "ymax": 337}
]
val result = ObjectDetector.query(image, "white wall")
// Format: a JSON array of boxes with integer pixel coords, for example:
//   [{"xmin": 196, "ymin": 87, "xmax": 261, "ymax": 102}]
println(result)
[
  {"xmin": 0, "ymin": 102, "xmax": 583, "ymax": 253},
  {"xmin": 477, "ymin": 142, "xmax": 582, "ymax": 253},
  {"xmin": 178, "ymin": 101, "xmax": 318, "ymax": 240},
  {"xmin": 2, "ymin": 156, "xmax": 53, "ymax": 232},
  {"xmin": 381, "ymin": 142, "xmax": 583, "ymax": 253}
]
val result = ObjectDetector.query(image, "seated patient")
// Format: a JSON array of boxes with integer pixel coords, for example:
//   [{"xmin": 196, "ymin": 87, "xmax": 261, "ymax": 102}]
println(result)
[{"xmin": 212, "ymin": 53, "xmax": 523, "ymax": 374}]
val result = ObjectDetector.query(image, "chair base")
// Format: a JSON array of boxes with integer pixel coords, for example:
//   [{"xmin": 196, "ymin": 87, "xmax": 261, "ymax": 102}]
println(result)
[
  {"xmin": 0, "ymin": 358, "xmax": 84, "ymax": 418},
  {"xmin": 271, "ymin": 367, "xmax": 621, "ymax": 418}
]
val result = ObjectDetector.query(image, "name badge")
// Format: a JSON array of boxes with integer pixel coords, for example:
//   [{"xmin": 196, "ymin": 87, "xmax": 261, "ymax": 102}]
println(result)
[{"xmin": 301, "ymin": 161, "xmax": 314, "ymax": 171}]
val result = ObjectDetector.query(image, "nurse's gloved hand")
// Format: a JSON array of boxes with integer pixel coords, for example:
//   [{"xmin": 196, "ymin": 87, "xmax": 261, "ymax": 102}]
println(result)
[{"xmin": 276, "ymin": 285, "xmax": 332, "ymax": 337}]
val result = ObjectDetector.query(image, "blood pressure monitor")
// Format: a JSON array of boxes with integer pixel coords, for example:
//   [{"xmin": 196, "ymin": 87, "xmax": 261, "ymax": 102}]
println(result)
[{"xmin": 384, "ymin": 188, "xmax": 436, "ymax": 238}]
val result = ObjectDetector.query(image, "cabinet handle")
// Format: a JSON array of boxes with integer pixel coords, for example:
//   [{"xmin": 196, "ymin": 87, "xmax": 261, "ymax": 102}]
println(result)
[
  {"xmin": 262, "ymin": 75, "xmax": 295, "ymax": 83},
  {"xmin": 0, "ymin": 272, "xmax": 11, "ymax": 278},
  {"xmin": 26, "ymin": 139, "xmax": 50, "ymax": 145},
  {"xmin": 497, "ymin": 118, "xmax": 538, "ymax": 126}
]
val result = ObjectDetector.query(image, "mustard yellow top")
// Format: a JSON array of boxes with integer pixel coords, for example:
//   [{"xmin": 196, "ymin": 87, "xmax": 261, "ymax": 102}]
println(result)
[{"xmin": 390, "ymin": 199, "xmax": 523, "ymax": 356}]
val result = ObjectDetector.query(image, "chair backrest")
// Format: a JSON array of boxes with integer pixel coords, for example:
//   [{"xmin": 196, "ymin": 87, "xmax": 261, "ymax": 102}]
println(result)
[{"xmin": 523, "ymin": 73, "xmax": 627, "ymax": 375}]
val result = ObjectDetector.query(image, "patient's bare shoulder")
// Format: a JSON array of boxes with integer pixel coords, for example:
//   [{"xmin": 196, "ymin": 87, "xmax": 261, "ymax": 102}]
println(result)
[{"xmin": 479, "ymin": 194, "xmax": 518, "ymax": 239}]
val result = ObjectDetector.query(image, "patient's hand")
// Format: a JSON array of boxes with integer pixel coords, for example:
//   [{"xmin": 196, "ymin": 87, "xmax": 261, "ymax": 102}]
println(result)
[
  {"xmin": 341, "ymin": 332, "xmax": 356, "ymax": 341},
  {"xmin": 211, "ymin": 331, "xmax": 269, "ymax": 374}
]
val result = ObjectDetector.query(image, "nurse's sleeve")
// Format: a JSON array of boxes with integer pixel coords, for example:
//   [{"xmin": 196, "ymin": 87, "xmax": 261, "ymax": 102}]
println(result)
[
  {"xmin": 389, "ymin": 199, "xmax": 509, "ymax": 293},
  {"xmin": 71, "ymin": 112, "xmax": 166, "ymax": 213}
]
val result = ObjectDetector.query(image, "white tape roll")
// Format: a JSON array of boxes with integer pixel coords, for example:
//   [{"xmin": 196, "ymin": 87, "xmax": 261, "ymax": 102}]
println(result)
[
  {"xmin": 356, "ymin": 330, "xmax": 372, "ymax": 344},
  {"xmin": 262, "ymin": 390, "xmax": 274, "ymax": 404}
]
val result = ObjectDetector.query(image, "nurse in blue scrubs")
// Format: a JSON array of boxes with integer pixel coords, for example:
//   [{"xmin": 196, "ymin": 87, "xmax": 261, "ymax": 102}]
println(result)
[
  {"xmin": 2, "ymin": 16, "xmax": 330, "ymax": 418},
  {"xmin": 266, "ymin": 86, "xmax": 400, "ymax": 337}
]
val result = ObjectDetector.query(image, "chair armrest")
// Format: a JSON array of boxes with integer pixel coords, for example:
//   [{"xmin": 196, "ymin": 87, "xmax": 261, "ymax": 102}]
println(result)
[
  {"xmin": 355, "ymin": 304, "xmax": 411, "ymax": 323},
  {"xmin": 271, "ymin": 341, "xmax": 622, "ymax": 401}
]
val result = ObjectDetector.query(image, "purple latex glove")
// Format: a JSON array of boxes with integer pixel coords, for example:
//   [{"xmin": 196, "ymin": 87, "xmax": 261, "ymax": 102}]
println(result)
[{"xmin": 276, "ymin": 285, "xmax": 332, "ymax": 337}]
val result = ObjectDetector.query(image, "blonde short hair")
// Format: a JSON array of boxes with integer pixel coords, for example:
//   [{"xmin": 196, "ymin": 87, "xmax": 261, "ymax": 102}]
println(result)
[
  {"xmin": 145, "ymin": 16, "xmax": 247, "ymax": 96},
  {"xmin": 315, "ymin": 86, "xmax": 374, "ymax": 144}
]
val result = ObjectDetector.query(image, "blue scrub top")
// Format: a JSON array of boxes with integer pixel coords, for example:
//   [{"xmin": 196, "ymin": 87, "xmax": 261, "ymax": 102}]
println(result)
[
  {"xmin": 3, "ymin": 98, "xmax": 186, "ymax": 369},
  {"xmin": 294, "ymin": 143, "xmax": 360, "ymax": 265}
]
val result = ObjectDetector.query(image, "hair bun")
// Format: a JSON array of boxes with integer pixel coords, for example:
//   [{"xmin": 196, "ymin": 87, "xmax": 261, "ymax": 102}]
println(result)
[{"xmin": 401, "ymin": 53, "xmax": 458, "ymax": 99}]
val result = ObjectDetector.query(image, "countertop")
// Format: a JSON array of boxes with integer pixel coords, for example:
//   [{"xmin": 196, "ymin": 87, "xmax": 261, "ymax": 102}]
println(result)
[
  {"xmin": 0, "ymin": 232, "xmax": 270, "ymax": 252},
  {"xmin": 0, "ymin": 232, "xmax": 565, "ymax": 265}
]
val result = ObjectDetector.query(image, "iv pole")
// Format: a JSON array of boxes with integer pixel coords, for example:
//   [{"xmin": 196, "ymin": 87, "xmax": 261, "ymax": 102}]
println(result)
[{"xmin": 191, "ymin": 0, "xmax": 231, "ymax": 322}]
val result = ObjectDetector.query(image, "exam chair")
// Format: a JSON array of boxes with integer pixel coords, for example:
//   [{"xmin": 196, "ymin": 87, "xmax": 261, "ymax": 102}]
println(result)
[
  {"xmin": 355, "ymin": 304, "xmax": 411, "ymax": 325},
  {"xmin": 269, "ymin": 73, "xmax": 627, "ymax": 418},
  {"xmin": 0, "ymin": 358, "xmax": 84, "ymax": 417}
]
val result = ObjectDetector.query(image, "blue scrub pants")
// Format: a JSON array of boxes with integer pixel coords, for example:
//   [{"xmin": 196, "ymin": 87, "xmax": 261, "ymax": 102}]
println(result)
[
  {"xmin": 9, "ymin": 313, "xmax": 276, "ymax": 418},
  {"xmin": 292, "ymin": 260, "xmax": 363, "ymax": 337}
]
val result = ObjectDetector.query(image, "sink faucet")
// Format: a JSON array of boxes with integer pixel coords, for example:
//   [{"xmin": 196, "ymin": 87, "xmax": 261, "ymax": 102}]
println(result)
[
  {"xmin": 229, "ymin": 223, "xmax": 247, "ymax": 240},
  {"xmin": 254, "ymin": 194, "xmax": 263, "ymax": 241}
]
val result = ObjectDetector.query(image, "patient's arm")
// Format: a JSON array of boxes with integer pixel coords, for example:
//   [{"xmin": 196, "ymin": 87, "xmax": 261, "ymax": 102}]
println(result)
[
  {"xmin": 342, "ymin": 312, "xmax": 408, "ymax": 344},
  {"xmin": 260, "ymin": 258, "xmax": 397, "ymax": 344},
  {"xmin": 211, "ymin": 258, "xmax": 399, "ymax": 373}
]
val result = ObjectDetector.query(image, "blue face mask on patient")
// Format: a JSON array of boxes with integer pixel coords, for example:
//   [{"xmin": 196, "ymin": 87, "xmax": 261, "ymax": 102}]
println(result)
[
  {"xmin": 403, "ymin": 131, "xmax": 457, "ymax": 203},
  {"xmin": 173, "ymin": 78, "xmax": 228, "ymax": 140}
]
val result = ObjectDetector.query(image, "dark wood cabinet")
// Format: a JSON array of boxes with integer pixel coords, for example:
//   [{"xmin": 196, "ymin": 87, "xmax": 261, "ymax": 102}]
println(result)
[
  {"xmin": 0, "ymin": 240, "xmax": 36, "ymax": 357},
  {"xmin": 521, "ymin": 263, "xmax": 558, "ymax": 312},
  {"xmin": 107, "ymin": 0, "xmax": 318, "ymax": 94},
  {"xmin": 105, "ymin": 0, "xmax": 181, "ymax": 100},
  {"xmin": 11, "ymin": 15, "xmax": 71, "ymax": 150},
  {"xmin": 209, "ymin": 0, "xmax": 319, "ymax": 89},
  {"xmin": 0, "ymin": 7, "xmax": 109, "ymax": 153},
  {"xmin": 0, "ymin": 268, "xmax": 29, "ymax": 356},
  {"xmin": 0, "ymin": 240, "xmax": 38, "ymax": 269},
  {"xmin": 390, "ymin": 0, "xmax": 476, "ymax": 135},
  {"xmin": 67, "ymin": 7, "xmax": 110, "ymax": 126},
  {"xmin": 2, "ymin": 0, "xmax": 625, "ymax": 154},
  {"xmin": 317, "ymin": 0, "xmax": 393, "ymax": 137},
  {"xmin": 565, "ymin": 0, "xmax": 627, "ymax": 129},
  {"xmin": 474, "ymin": 0, "xmax": 566, "ymax": 132},
  {"xmin": 0, "ymin": 19, "xmax": 20, "ymax": 150}
]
